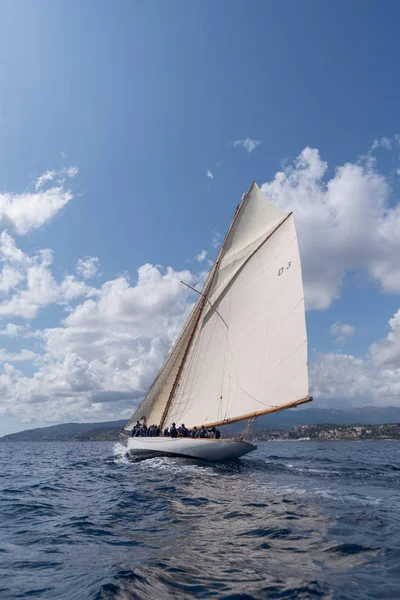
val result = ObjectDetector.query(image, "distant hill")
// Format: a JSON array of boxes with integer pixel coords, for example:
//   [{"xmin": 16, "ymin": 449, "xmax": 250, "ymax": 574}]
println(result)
[
  {"xmin": 0, "ymin": 420, "xmax": 126, "ymax": 442},
  {"xmin": 225, "ymin": 406, "xmax": 400, "ymax": 433},
  {"xmin": 1, "ymin": 407, "xmax": 400, "ymax": 441}
]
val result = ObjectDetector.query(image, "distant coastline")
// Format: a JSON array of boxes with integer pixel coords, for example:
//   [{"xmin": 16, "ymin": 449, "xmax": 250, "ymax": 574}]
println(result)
[
  {"xmin": 254, "ymin": 423, "xmax": 400, "ymax": 442},
  {"xmin": 1, "ymin": 420, "xmax": 400, "ymax": 442}
]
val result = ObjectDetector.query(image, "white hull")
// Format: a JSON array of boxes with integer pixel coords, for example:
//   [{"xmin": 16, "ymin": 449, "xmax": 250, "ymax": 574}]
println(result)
[{"xmin": 122, "ymin": 436, "xmax": 256, "ymax": 461}]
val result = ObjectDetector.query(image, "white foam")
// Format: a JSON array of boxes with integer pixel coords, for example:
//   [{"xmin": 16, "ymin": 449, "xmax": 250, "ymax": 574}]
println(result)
[
  {"xmin": 138, "ymin": 456, "xmax": 218, "ymax": 476},
  {"xmin": 113, "ymin": 442, "xmax": 131, "ymax": 465}
]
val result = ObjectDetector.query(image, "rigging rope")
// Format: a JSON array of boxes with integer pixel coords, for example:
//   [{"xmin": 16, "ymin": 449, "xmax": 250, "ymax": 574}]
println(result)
[{"xmin": 239, "ymin": 417, "xmax": 256, "ymax": 441}]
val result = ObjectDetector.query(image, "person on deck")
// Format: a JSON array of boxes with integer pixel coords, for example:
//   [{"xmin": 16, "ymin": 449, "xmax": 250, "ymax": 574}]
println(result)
[
  {"xmin": 199, "ymin": 426, "xmax": 209, "ymax": 439},
  {"xmin": 163, "ymin": 427, "xmax": 170, "ymax": 437},
  {"xmin": 207, "ymin": 427, "xmax": 221, "ymax": 439},
  {"xmin": 179, "ymin": 424, "xmax": 189, "ymax": 437},
  {"xmin": 170, "ymin": 423, "xmax": 178, "ymax": 438},
  {"xmin": 155, "ymin": 426, "xmax": 161, "ymax": 437},
  {"xmin": 189, "ymin": 426, "xmax": 198, "ymax": 438}
]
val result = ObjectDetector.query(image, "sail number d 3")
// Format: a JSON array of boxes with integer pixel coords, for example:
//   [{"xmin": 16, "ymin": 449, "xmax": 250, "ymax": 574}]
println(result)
[{"xmin": 278, "ymin": 262, "xmax": 291, "ymax": 276}]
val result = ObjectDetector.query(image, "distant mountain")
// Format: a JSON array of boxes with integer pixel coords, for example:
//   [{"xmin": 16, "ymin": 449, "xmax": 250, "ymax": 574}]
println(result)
[
  {"xmin": 1, "ymin": 407, "xmax": 400, "ymax": 441},
  {"xmin": 0, "ymin": 420, "xmax": 126, "ymax": 442}
]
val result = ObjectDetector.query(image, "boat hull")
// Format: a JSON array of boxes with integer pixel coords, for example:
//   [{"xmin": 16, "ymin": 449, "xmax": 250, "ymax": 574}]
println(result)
[{"xmin": 121, "ymin": 436, "xmax": 256, "ymax": 461}]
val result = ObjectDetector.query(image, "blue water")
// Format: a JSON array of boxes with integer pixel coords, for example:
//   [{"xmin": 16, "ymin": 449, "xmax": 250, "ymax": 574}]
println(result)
[{"xmin": 0, "ymin": 442, "xmax": 399, "ymax": 599}]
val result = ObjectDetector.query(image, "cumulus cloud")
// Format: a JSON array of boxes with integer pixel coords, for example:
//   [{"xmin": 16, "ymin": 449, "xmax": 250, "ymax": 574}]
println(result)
[
  {"xmin": 0, "ymin": 166, "xmax": 78, "ymax": 235},
  {"xmin": 330, "ymin": 322, "xmax": 355, "ymax": 345},
  {"xmin": 369, "ymin": 309, "xmax": 400, "ymax": 368},
  {"xmin": 206, "ymin": 169, "xmax": 214, "ymax": 180},
  {"xmin": 310, "ymin": 305, "xmax": 400, "ymax": 406},
  {"xmin": 309, "ymin": 352, "xmax": 400, "ymax": 407},
  {"xmin": 261, "ymin": 146, "xmax": 400, "ymax": 309},
  {"xmin": 0, "ymin": 232, "xmax": 92, "ymax": 319},
  {"xmin": 76, "ymin": 256, "xmax": 99, "ymax": 279},
  {"xmin": 234, "ymin": 138, "xmax": 261, "ymax": 153},
  {"xmin": 0, "ymin": 348, "xmax": 37, "ymax": 362},
  {"xmin": 0, "ymin": 323, "xmax": 28, "ymax": 337},
  {"xmin": 0, "ymin": 262, "xmax": 199, "ymax": 424}
]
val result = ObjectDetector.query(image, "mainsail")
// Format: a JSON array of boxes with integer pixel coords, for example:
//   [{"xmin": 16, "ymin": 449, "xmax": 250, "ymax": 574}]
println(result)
[{"xmin": 125, "ymin": 182, "xmax": 311, "ymax": 432}]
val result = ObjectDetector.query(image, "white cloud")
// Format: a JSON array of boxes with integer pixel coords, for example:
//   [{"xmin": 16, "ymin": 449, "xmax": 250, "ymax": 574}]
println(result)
[
  {"xmin": 371, "ymin": 137, "xmax": 392, "ymax": 151},
  {"xmin": 330, "ymin": 321, "xmax": 355, "ymax": 345},
  {"xmin": 76, "ymin": 257, "xmax": 99, "ymax": 279},
  {"xmin": 35, "ymin": 170, "xmax": 56, "ymax": 191},
  {"xmin": 261, "ymin": 146, "xmax": 400, "ymax": 309},
  {"xmin": 0, "ymin": 266, "xmax": 24, "ymax": 294},
  {"xmin": 369, "ymin": 309, "xmax": 400, "ymax": 368},
  {"xmin": 0, "ymin": 166, "xmax": 78, "ymax": 235},
  {"xmin": 234, "ymin": 138, "xmax": 261, "ymax": 153},
  {"xmin": 211, "ymin": 231, "xmax": 221, "ymax": 249},
  {"xmin": 195, "ymin": 249, "xmax": 207, "ymax": 263},
  {"xmin": 309, "ymin": 352, "xmax": 400, "ymax": 407},
  {"xmin": 0, "ymin": 263, "xmax": 199, "ymax": 424},
  {"xmin": 0, "ymin": 323, "xmax": 42, "ymax": 339},
  {"xmin": 310, "ymin": 306, "xmax": 400, "ymax": 406},
  {"xmin": 0, "ymin": 232, "xmax": 92, "ymax": 319},
  {"xmin": 0, "ymin": 323, "xmax": 28, "ymax": 337},
  {"xmin": 0, "ymin": 348, "xmax": 37, "ymax": 362},
  {"xmin": 35, "ymin": 166, "xmax": 79, "ymax": 191},
  {"xmin": 206, "ymin": 169, "xmax": 214, "ymax": 180},
  {"xmin": 62, "ymin": 166, "xmax": 79, "ymax": 179}
]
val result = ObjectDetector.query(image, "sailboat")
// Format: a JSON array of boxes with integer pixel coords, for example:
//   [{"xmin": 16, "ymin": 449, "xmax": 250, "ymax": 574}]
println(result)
[{"xmin": 120, "ymin": 182, "xmax": 312, "ymax": 460}]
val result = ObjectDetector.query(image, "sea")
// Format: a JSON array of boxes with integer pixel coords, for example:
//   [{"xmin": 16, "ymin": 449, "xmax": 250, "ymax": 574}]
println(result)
[{"xmin": 0, "ymin": 441, "xmax": 399, "ymax": 600}]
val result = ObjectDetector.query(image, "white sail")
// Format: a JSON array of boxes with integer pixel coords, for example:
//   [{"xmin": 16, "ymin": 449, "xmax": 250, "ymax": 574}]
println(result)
[
  {"xmin": 124, "ymin": 182, "xmax": 309, "ymax": 432},
  {"xmin": 162, "ymin": 183, "xmax": 309, "ymax": 428}
]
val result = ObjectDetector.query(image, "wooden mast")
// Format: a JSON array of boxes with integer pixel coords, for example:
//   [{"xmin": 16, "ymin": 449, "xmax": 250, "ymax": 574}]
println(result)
[{"xmin": 159, "ymin": 182, "xmax": 255, "ymax": 430}]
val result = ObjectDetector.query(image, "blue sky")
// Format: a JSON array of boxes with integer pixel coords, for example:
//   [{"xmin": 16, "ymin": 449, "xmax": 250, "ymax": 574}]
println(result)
[{"xmin": 1, "ymin": 1, "xmax": 400, "ymax": 435}]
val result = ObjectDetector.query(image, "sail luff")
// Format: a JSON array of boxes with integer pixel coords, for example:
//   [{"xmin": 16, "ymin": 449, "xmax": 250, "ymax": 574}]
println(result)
[{"xmin": 188, "ymin": 396, "xmax": 313, "ymax": 430}]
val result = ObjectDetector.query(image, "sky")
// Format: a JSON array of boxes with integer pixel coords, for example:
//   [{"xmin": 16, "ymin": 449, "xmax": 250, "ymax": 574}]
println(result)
[{"xmin": 1, "ymin": 0, "xmax": 400, "ymax": 435}]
